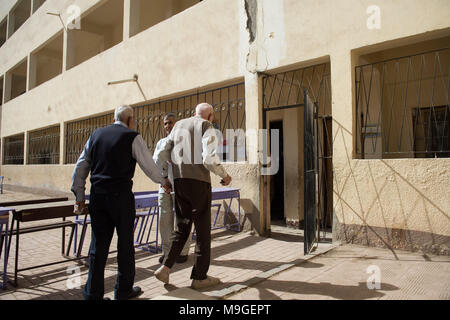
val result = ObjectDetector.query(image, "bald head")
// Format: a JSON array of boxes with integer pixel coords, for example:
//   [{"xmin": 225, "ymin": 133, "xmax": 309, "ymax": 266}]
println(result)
[{"xmin": 195, "ymin": 103, "xmax": 214, "ymax": 121}]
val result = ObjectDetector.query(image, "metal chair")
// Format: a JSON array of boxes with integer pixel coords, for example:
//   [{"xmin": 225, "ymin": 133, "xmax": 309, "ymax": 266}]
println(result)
[
  {"xmin": 134, "ymin": 206, "xmax": 160, "ymax": 253},
  {"xmin": 73, "ymin": 207, "xmax": 160, "ymax": 257},
  {"xmin": 0, "ymin": 176, "xmax": 4, "ymax": 194}
]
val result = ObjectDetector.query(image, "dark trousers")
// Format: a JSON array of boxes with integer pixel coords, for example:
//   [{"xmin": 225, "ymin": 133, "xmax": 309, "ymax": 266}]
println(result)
[
  {"xmin": 164, "ymin": 178, "xmax": 212, "ymax": 280},
  {"xmin": 83, "ymin": 189, "xmax": 136, "ymax": 300}
]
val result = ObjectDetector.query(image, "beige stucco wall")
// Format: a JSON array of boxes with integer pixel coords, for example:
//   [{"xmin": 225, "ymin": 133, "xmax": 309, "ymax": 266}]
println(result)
[
  {"xmin": 285, "ymin": 0, "xmax": 449, "ymax": 238},
  {"xmin": 244, "ymin": 0, "xmax": 449, "ymax": 239}
]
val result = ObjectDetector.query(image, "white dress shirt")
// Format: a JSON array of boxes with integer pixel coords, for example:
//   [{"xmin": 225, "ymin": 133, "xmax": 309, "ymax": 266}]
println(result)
[{"xmin": 71, "ymin": 121, "xmax": 166, "ymax": 202}]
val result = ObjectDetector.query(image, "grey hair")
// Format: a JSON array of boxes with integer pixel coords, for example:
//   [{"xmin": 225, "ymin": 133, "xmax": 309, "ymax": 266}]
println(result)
[
  {"xmin": 114, "ymin": 105, "xmax": 134, "ymax": 122},
  {"xmin": 164, "ymin": 112, "xmax": 176, "ymax": 121}
]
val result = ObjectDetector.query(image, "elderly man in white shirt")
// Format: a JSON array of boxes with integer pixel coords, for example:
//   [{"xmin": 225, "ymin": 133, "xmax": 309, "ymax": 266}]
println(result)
[
  {"xmin": 154, "ymin": 103, "xmax": 232, "ymax": 290},
  {"xmin": 153, "ymin": 113, "xmax": 192, "ymax": 265},
  {"xmin": 71, "ymin": 105, "xmax": 171, "ymax": 300}
]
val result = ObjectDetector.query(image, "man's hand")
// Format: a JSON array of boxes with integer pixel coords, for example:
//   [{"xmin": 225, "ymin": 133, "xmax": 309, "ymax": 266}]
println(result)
[
  {"xmin": 220, "ymin": 175, "xmax": 232, "ymax": 186},
  {"xmin": 74, "ymin": 201, "xmax": 86, "ymax": 214},
  {"xmin": 162, "ymin": 178, "xmax": 172, "ymax": 194}
]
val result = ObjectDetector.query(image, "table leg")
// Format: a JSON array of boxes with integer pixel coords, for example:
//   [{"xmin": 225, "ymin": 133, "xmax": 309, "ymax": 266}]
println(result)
[
  {"xmin": 225, "ymin": 198, "xmax": 234, "ymax": 228},
  {"xmin": 61, "ymin": 217, "xmax": 66, "ymax": 256},
  {"xmin": 2, "ymin": 221, "xmax": 7, "ymax": 289},
  {"xmin": 0, "ymin": 224, "xmax": 4, "ymax": 260},
  {"xmin": 238, "ymin": 194, "xmax": 241, "ymax": 232},
  {"xmin": 66, "ymin": 225, "xmax": 75, "ymax": 257},
  {"xmin": 77, "ymin": 216, "xmax": 88, "ymax": 258},
  {"xmin": 6, "ymin": 216, "xmax": 14, "ymax": 263}
]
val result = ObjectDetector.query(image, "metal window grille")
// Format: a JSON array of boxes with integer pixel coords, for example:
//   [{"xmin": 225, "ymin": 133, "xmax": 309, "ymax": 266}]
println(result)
[
  {"xmin": 64, "ymin": 82, "xmax": 245, "ymax": 164},
  {"xmin": 27, "ymin": 125, "xmax": 60, "ymax": 164},
  {"xmin": 263, "ymin": 63, "xmax": 332, "ymax": 116},
  {"xmin": 413, "ymin": 106, "xmax": 450, "ymax": 158},
  {"xmin": 65, "ymin": 113, "xmax": 114, "ymax": 164},
  {"xmin": 356, "ymin": 47, "xmax": 450, "ymax": 159},
  {"xmin": 134, "ymin": 82, "xmax": 246, "ymax": 159},
  {"xmin": 3, "ymin": 134, "xmax": 24, "ymax": 165}
]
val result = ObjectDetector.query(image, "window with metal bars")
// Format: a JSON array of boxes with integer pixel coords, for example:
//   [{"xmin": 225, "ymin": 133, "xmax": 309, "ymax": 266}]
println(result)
[
  {"xmin": 64, "ymin": 82, "xmax": 246, "ymax": 164},
  {"xmin": 413, "ymin": 106, "xmax": 450, "ymax": 158},
  {"xmin": 2, "ymin": 134, "xmax": 24, "ymax": 165},
  {"xmin": 355, "ymin": 47, "xmax": 450, "ymax": 159},
  {"xmin": 134, "ymin": 82, "xmax": 246, "ymax": 161},
  {"xmin": 27, "ymin": 125, "xmax": 60, "ymax": 164},
  {"xmin": 65, "ymin": 113, "xmax": 114, "ymax": 164}
]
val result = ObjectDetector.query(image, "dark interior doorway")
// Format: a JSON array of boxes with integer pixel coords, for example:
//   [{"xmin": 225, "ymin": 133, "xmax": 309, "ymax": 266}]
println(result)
[{"xmin": 270, "ymin": 120, "xmax": 285, "ymax": 222}]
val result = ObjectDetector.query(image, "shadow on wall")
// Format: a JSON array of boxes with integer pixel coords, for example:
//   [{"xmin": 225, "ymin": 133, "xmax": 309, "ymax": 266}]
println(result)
[
  {"xmin": 208, "ymin": 198, "xmax": 259, "ymax": 233},
  {"xmin": 331, "ymin": 119, "xmax": 450, "ymax": 256},
  {"xmin": 237, "ymin": 198, "xmax": 260, "ymax": 233}
]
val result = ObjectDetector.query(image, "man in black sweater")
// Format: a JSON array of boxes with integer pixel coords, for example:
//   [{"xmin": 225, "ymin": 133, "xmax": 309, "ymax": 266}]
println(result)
[{"xmin": 71, "ymin": 105, "xmax": 171, "ymax": 300}]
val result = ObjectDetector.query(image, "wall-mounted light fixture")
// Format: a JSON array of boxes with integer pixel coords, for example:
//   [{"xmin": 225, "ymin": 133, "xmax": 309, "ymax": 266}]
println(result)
[{"xmin": 108, "ymin": 74, "xmax": 147, "ymax": 101}]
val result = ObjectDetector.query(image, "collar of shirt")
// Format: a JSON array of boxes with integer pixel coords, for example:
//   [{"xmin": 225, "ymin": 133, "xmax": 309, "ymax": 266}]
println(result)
[{"xmin": 114, "ymin": 121, "xmax": 128, "ymax": 128}]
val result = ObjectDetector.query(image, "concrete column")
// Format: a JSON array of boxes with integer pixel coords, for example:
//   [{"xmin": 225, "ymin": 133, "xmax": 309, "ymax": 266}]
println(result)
[
  {"xmin": 329, "ymin": 51, "xmax": 354, "ymax": 243},
  {"xmin": 125, "ymin": 0, "xmax": 141, "ymax": 38},
  {"xmin": 3, "ymin": 72, "xmax": 12, "ymax": 103},
  {"xmin": 63, "ymin": 29, "xmax": 75, "ymax": 71},
  {"xmin": 2, "ymin": 73, "xmax": 7, "ymax": 105},
  {"xmin": 5, "ymin": 13, "xmax": 10, "ymax": 40},
  {"xmin": 27, "ymin": 53, "xmax": 37, "ymax": 91},
  {"xmin": 330, "ymin": 50, "xmax": 354, "ymax": 165},
  {"xmin": 123, "ymin": 0, "xmax": 131, "ymax": 40},
  {"xmin": 7, "ymin": 12, "xmax": 14, "ymax": 38},
  {"xmin": 24, "ymin": 130, "xmax": 28, "ymax": 165},
  {"xmin": 244, "ymin": 71, "xmax": 267, "ymax": 236}
]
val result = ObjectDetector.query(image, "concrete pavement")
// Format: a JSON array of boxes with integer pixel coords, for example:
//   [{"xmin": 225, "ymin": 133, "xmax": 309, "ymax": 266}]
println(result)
[{"xmin": 0, "ymin": 189, "xmax": 449, "ymax": 300}]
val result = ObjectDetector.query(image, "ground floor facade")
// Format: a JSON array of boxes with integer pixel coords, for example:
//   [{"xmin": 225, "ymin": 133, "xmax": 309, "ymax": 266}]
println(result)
[{"xmin": 0, "ymin": 0, "xmax": 449, "ymax": 255}]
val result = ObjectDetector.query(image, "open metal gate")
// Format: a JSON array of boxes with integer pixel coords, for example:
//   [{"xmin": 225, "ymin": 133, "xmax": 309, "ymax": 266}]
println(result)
[
  {"xmin": 303, "ymin": 91, "xmax": 317, "ymax": 254},
  {"xmin": 262, "ymin": 63, "xmax": 333, "ymax": 255}
]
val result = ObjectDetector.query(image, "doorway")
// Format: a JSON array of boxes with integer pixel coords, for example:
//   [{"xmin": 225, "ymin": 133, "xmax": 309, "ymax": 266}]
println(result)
[
  {"xmin": 269, "ymin": 120, "xmax": 285, "ymax": 223},
  {"xmin": 262, "ymin": 63, "xmax": 333, "ymax": 250}
]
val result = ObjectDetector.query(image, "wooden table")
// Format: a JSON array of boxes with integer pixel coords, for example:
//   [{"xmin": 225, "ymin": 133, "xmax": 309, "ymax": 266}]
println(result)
[{"xmin": 0, "ymin": 197, "xmax": 69, "ymax": 207}]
